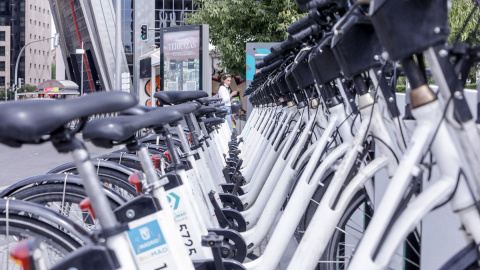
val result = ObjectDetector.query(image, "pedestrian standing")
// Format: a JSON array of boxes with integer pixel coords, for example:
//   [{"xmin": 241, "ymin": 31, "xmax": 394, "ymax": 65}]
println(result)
[{"xmin": 217, "ymin": 74, "xmax": 237, "ymax": 132}]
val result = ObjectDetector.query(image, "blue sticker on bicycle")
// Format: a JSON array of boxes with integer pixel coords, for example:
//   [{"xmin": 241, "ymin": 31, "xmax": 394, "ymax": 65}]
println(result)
[{"xmin": 127, "ymin": 220, "xmax": 167, "ymax": 255}]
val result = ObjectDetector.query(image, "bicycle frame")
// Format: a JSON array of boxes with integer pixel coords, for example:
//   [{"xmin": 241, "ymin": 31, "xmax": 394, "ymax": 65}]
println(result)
[
  {"xmin": 287, "ymin": 91, "xmax": 403, "ymax": 270},
  {"xmin": 243, "ymin": 102, "xmax": 354, "ymax": 269},
  {"xmin": 71, "ymin": 147, "xmax": 139, "ymax": 270},
  {"xmin": 348, "ymin": 98, "xmax": 480, "ymax": 269}
]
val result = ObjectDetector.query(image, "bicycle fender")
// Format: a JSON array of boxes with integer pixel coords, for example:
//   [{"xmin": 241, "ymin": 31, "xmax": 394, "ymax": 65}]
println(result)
[
  {"xmin": 0, "ymin": 174, "xmax": 127, "ymax": 206},
  {"xmin": 0, "ymin": 198, "xmax": 92, "ymax": 244},
  {"xmin": 47, "ymin": 160, "xmax": 134, "ymax": 176}
]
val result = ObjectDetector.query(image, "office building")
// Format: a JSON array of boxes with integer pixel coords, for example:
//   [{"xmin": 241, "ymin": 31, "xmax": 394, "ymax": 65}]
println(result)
[{"xmin": 0, "ymin": 0, "xmax": 52, "ymax": 90}]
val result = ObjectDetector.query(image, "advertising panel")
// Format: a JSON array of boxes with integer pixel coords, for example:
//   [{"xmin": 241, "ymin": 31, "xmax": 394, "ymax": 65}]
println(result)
[
  {"xmin": 161, "ymin": 26, "xmax": 202, "ymax": 91},
  {"xmin": 245, "ymin": 42, "xmax": 279, "ymax": 115}
]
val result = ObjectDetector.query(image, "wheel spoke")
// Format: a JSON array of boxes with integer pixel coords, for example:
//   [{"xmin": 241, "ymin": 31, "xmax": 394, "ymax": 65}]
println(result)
[{"xmin": 335, "ymin": 226, "xmax": 361, "ymax": 241}]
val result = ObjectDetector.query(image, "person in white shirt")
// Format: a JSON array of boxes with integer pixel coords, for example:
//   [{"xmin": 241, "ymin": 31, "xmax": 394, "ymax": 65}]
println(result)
[{"xmin": 217, "ymin": 74, "xmax": 237, "ymax": 132}]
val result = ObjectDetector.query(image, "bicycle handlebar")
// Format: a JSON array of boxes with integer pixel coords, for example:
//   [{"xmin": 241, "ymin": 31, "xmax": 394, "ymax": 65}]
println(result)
[
  {"xmin": 296, "ymin": 0, "xmax": 337, "ymax": 12},
  {"xmin": 260, "ymin": 59, "xmax": 284, "ymax": 75},
  {"xmin": 289, "ymin": 24, "xmax": 321, "ymax": 43},
  {"xmin": 266, "ymin": 51, "xmax": 283, "ymax": 62},
  {"xmin": 287, "ymin": 17, "xmax": 310, "ymax": 35},
  {"xmin": 256, "ymin": 51, "xmax": 281, "ymax": 69},
  {"xmin": 287, "ymin": 9, "xmax": 323, "ymax": 35}
]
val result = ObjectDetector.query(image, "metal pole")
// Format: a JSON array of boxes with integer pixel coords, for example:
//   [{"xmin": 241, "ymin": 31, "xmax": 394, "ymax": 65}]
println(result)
[
  {"xmin": 5, "ymin": 52, "xmax": 7, "ymax": 102},
  {"xmin": 14, "ymin": 37, "xmax": 55, "ymax": 101},
  {"xmin": 115, "ymin": 0, "xmax": 121, "ymax": 91},
  {"xmin": 81, "ymin": 42, "xmax": 84, "ymax": 95},
  {"xmin": 151, "ymin": 56, "xmax": 155, "ymax": 107}
]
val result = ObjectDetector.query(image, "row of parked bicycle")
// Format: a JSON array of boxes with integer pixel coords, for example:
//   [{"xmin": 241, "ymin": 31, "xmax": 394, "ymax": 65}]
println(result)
[{"xmin": 2, "ymin": 0, "xmax": 480, "ymax": 269}]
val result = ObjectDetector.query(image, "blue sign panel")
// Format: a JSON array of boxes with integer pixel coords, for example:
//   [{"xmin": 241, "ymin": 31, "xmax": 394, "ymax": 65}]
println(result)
[{"xmin": 127, "ymin": 220, "xmax": 167, "ymax": 255}]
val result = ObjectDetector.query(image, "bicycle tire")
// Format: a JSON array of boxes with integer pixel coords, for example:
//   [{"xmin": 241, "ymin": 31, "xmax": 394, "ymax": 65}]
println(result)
[
  {"xmin": 300, "ymin": 179, "xmax": 421, "ymax": 270},
  {"xmin": 321, "ymin": 189, "xmax": 373, "ymax": 270},
  {"xmin": 93, "ymin": 153, "xmax": 144, "ymax": 171},
  {"xmin": 296, "ymin": 172, "xmax": 334, "ymax": 242},
  {"xmin": 50, "ymin": 166, "xmax": 137, "ymax": 200},
  {"xmin": 0, "ymin": 213, "xmax": 83, "ymax": 269},
  {"xmin": 8, "ymin": 184, "xmax": 123, "ymax": 231}
]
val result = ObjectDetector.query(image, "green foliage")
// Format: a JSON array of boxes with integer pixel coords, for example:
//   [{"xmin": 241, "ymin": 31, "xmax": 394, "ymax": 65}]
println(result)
[
  {"xmin": 396, "ymin": 85, "xmax": 406, "ymax": 93},
  {"xmin": 185, "ymin": 0, "xmax": 305, "ymax": 76},
  {"xmin": 0, "ymin": 84, "xmax": 37, "ymax": 100},
  {"xmin": 465, "ymin": 83, "xmax": 477, "ymax": 89},
  {"xmin": 449, "ymin": 1, "xmax": 480, "ymax": 81},
  {"xmin": 51, "ymin": 62, "xmax": 56, "ymax": 80},
  {"xmin": 0, "ymin": 86, "xmax": 12, "ymax": 100},
  {"xmin": 449, "ymin": 0, "xmax": 480, "ymax": 44},
  {"xmin": 19, "ymin": 84, "xmax": 37, "ymax": 92}
]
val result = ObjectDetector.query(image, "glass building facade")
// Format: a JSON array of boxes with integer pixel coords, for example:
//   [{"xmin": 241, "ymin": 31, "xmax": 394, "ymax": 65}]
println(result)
[
  {"xmin": 49, "ymin": 0, "xmax": 198, "ymax": 94},
  {"xmin": 0, "ymin": 0, "xmax": 25, "ymax": 86},
  {"xmin": 114, "ymin": 0, "xmax": 134, "ymax": 82},
  {"xmin": 154, "ymin": 0, "xmax": 196, "ymax": 47}
]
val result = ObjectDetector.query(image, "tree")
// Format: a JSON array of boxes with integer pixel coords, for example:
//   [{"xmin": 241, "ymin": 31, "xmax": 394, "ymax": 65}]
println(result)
[
  {"xmin": 185, "ymin": 0, "xmax": 305, "ymax": 76},
  {"xmin": 449, "ymin": 0, "xmax": 480, "ymax": 44},
  {"xmin": 0, "ymin": 84, "xmax": 12, "ymax": 100},
  {"xmin": 51, "ymin": 62, "xmax": 56, "ymax": 80},
  {"xmin": 449, "ymin": 0, "xmax": 480, "ymax": 82},
  {"xmin": 19, "ymin": 84, "xmax": 37, "ymax": 93}
]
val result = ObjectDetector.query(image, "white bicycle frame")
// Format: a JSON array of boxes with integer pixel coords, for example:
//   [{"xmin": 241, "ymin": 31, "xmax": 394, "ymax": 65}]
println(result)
[
  {"xmin": 73, "ymin": 146, "xmax": 195, "ymax": 270},
  {"xmin": 348, "ymin": 96, "xmax": 480, "ymax": 269},
  {"xmin": 287, "ymin": 91, "xmax": 403, "ymax": 270},
  {"xmin": 243, "ymin": 101, "xmax": 355, "ymax": 269}
]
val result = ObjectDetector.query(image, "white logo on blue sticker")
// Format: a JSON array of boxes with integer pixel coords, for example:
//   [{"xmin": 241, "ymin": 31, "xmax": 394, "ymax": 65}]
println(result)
[{"xmin": 128, "ymin": 220, "xmax": 166, "ymax": 255}]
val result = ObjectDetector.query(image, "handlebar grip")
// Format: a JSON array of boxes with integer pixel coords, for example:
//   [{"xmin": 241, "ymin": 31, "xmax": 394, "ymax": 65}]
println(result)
[
  {"xmin": 288, "ymin": 9, "xmax": 323, "ymax": 35},
  {"xmin": 298, "ymin": 0, "xmax": 333, "ymax": 12},
  {"xmin": 287, "ymin": 16, "xmax": 310, "ymax": 35},
  {"xmin": 262, "ymin": 53, "xmax": 279, "ymax": 67},
  {"xmin": 296, "ymin": 0, "xmax": 313, "ymax": 4},
  {"xmin": 271, "ymin": 39, "xmax": 298, "ymax": 54},
  {"xmin": 289, "ymin": 24, "xmax": 320, "ymax": 43},
  {"xmin": 255, "ymin": 60, "xmax": 268, "ymax": 69},
  {"xmin": 260, "ymin": 59, "xmax": 284, "ymax": 75}
]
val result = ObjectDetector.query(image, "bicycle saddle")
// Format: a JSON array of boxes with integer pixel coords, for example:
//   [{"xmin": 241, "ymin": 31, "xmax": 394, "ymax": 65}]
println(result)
[
  {"xmin": 216, "ymin": 107, "xmax": 228, "ymax": 114},
  {"xmin": 0, "ymin": 92, "xmax": 137, "ymax": 147},
  {"xmin": 154, "ymin": 90, "xmax": 208, "ymax": 105},
  {"xmin": 194, "ymin": 106, "xmax": 217, "ymax": 118},
  {"xmin": 172, "ymin": 102, "xmax": 201, "ymax": 115},
  {"xmin": 119, "ymin": 105, "xmax": 155, "ymax": 116},
  {"xmin": 212, "ymin": 103, "xmax": 225, "ymax": 107},
  {"xmin": 202, "ymin": 117, "xmax": 225, "ymax": 126},
  {"xmin": 196, "ymin": 97, "xmax": 222, "ymax": 105},
  {"xmin": 83, "ymin": 107, "xmax": 183, "ymax": 148}
]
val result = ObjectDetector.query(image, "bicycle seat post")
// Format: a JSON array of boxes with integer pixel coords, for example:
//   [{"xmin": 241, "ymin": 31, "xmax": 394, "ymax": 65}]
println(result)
[{"xmin": 54, "ymin": 136, "xmax": 139, "ymax": 270}]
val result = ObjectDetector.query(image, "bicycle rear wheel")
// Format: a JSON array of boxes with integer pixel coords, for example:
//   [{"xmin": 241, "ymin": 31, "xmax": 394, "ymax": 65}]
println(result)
[{"xmin": 0, "ymin": 213, "xmax": 84, "ymax": 269}]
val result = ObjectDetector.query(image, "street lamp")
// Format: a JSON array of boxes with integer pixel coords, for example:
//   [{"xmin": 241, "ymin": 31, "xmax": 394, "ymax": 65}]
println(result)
[
  {"xmin": 75, "ymin": 42, "xmax": 85, "ymax": 95},
  {"xmin": 14, "ymin": 33, "xmax": 59, "ymax": 101},
  {"xmin": 4, "ymin": 51, "xmax": 8, "ymax": 102}
]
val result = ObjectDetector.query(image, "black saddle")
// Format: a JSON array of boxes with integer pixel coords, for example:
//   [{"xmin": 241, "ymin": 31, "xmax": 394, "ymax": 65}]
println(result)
[
  {"xmin": 83, "ymin": 107, "xmax": 184, "ymax": 148},
  {"xmin": 154, "ymin": 90, "xmax": 208, "ymax": 105},
  {"xmin": 194, "ymin": 106, "xmax": 217, "ymax": 118},
  {"xmin": 196, "ymin": 97, "xmax": 222, "ymax": 105},
  {"xmin": 172, "ymin": 102, "xmax": 201, "ymax": 115},
  {"xmin": 120, "ymin": 103, "xmax": 199, "ymax": 117},
  {"xmin": 0, "ymin": 92, "xmax": 137, "ymax": 147},
  {"xmin": 203, "ymin": 117, "xmax": 225, "ymax": 126},
  {"xmin": 120, "ymin": 105, "xmax": 156, "ymax": 116}
]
